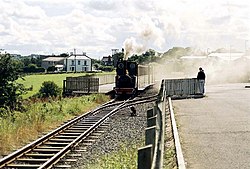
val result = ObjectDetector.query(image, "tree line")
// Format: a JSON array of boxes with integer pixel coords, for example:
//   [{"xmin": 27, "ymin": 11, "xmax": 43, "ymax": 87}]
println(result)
[{"xmin": 0, "ymin": 54, "xmax": 61, "ymax": 117}]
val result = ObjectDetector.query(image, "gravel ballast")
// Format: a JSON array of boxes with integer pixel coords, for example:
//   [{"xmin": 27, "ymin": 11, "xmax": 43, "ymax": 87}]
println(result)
[
  {"xmin": 71, "ymin": 88, "xmax": 177, "ymax": 168},
  {"xmin": 72, "ymin": 100, "xmax": 155, "ymax": 168}
]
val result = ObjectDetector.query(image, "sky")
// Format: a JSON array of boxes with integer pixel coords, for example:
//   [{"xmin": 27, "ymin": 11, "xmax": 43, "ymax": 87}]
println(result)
[{"xmin": 0, "ymin": 0, "xmax": 250, "ymax": 59}]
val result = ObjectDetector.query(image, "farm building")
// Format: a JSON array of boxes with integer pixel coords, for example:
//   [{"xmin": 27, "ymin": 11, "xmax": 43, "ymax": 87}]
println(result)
[{"xmin": 41, "ymin": 57, "xmax": 66, "ymax": 71}]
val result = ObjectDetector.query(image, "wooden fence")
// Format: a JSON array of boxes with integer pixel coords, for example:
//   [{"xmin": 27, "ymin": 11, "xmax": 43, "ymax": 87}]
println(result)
[
  {"xmin": 138, "ymin": 80, "xmax": 166, "ymax": 169},
  {"xmin": 63, "ymin": 76, "xmax": 99, "ymax": 96},
  {"xmin": 138, "ymin": 65, "xmax": 154, "ymax": 89},
  {"xmin": 138, "ymin": 79, "xmax": 187, "ymax": 169},
  {"xmin": 164, "ymin": 78, "xmax": 202, "ymax": 98}
]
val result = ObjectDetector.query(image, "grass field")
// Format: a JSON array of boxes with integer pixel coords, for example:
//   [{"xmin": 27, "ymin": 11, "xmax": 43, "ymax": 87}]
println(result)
[
  {"xmin": 17, "ymin": 72, "xmax": 116, "ymax": 98},
  {"xmin": 17, "ymin": 73, "xmax": 88, "ymax": 98}
]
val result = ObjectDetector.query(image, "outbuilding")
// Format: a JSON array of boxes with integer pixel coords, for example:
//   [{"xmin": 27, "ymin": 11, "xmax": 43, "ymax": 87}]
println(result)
[{"xmin": 41, "ymin": 57, "xmax": 66, "ymax": 71}]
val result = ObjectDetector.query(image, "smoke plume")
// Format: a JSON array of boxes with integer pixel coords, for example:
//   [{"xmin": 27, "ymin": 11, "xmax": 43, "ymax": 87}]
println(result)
[
  {"xmin": 123, "ymin": 37, "xmax": 145, "ymax": 60},
  {"xmin": 123, "ymin": 17, "xmax": 165, "ymax": 60}
]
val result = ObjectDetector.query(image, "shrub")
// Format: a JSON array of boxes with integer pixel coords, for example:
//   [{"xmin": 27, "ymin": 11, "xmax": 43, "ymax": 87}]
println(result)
[
  {"xmin": 23, "ymin": 64, "xmax": 45, "ymax": 73},
  {"xmin": 99, "ymin": 66, "xmax": 114, "ymax": 72},
  {"xmin": 38, "ymin": 81, "xmax": 61, "ymax": 98},
  {"xmin": 47, "ymin": 66, "xmax": 56, "ymax": 72}
]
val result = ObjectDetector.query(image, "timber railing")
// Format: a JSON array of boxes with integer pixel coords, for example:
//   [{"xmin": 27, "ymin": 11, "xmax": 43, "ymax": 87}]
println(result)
[
  {"xmin": 164, "ymin": 78, "xmax": 203, "ymax": 98},
  {"xmin": 137, "ymin": 79, "xmax": 166, "ymax": 169},
  {"xmin": 138, "ymin": 78, "xmax": 188, "ymax": 169}
]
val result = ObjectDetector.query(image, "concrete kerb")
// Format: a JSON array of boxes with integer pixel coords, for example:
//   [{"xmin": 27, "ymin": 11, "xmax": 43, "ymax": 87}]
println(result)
[{"xmin": 168, "ymin": 97, "xmax": 186, "ymax": 169}]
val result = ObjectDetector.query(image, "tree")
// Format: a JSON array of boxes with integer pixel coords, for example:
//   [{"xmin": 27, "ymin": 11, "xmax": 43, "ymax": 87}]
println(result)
[
  {"xmin": 128, "ymin": 49, "xmax": 157, "ymax": 64},
  {"xmin": 112, "ymin": 52, "xmax": 124, "ymax": 66},
  {"xmin": 38, "ymin": 81, "xmax": 61, "ymax": 98},
  {"xmin": 0, "ymin": 54, "xmax": 26, "ymax": 112},
  {"xmin": 60, "ymin": 53, "xmax": 69, "ymax": 58}
]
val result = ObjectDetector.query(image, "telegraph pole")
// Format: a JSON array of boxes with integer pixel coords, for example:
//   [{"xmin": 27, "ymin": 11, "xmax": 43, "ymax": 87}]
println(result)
[{"xmin": 74, "ymin": 48, "xmax": 76, "ymax": 73}]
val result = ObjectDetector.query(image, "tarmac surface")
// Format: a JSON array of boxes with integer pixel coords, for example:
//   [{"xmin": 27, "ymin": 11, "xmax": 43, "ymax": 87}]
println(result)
[
  {"xmin": 99, "ymin": 83, "xmax": 115, "ymax": 93},
  {"xmin": 172, "ymin": 83, "xmax": 250, "ymax": 169}
]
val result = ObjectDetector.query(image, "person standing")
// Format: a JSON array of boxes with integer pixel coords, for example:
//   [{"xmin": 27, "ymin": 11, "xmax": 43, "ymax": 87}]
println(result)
[{"xmin": 197, "ymin": 67, "xmax": 206, "ymax": 94}]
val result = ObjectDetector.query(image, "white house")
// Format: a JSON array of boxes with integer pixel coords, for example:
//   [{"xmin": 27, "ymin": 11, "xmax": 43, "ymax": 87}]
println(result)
[{"xmin": 65, "ymin": 54, "xmax": 92, "ymax": 72}]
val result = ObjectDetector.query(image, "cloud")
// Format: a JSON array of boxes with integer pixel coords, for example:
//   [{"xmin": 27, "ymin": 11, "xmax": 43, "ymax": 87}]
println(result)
[
  {"xmin": 88, "ymin": 0, "xmax": 117, "ymax": 11},
  {"xmin": 0, "ymin": 0, "xmax": 250, "ymax": 57}
]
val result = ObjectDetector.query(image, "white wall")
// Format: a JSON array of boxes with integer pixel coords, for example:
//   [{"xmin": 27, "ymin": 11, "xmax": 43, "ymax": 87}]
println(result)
[{"xmin": 65, "ymin": 58, "xmax": 91, "ymax": 72}]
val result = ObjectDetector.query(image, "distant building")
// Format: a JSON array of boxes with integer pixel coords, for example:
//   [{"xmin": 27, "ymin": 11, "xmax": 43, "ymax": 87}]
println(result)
[
  {"xmin": 208, "ymin": 52, "xmax": 244, "ymax": 61},
  {"xmin": 41, "ymin": 53, "xmax": 93, "ymax": 72},
  {"xmin": 180, "ymin": 55, "xmax": 207, "ymax": 60},
  {"xmin": 41, "ymin": 57, "xmax": 66, "ymax": 71},
  {"xmin": 101, "ymin": 55, "xmax": 113, "ymax": 66},
  {"xmin": 65, "ymin": 53, "xmax": 92, "ymax": 72}
]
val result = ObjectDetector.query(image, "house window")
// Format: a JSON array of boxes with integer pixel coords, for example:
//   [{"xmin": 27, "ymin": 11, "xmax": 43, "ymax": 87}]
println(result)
[
  {"xmin": 84, "ymin": 60, "xmax": 87, "ymax": 65},
  {"xmin": 71, "ymin": 60, "xmax": 74, "ymax": 65},
  {"xmin": 82, "ymin": 67, "xmax": 87, "ymax": 71},
  {"xmin": 78, "ymin": 60, "xmax": 81, "ymax": 65},
  {"xmin": 70, "ymin": 67, "xmax": 75, "ymax": 71}
]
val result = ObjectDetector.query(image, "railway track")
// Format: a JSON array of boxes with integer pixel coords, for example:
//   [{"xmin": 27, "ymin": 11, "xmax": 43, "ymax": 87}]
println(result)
[{"xmin": 0, "ymin": 95, "xmax": 157, "ymax": 169}]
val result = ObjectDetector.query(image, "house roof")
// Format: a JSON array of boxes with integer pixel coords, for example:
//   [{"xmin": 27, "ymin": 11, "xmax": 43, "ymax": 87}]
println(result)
[
  {"xmin": 67, "ymin": 55, "xmax": 91, "ymax": 60},
  {"xmin": 43, "ymin": 57, "xmax": 65, "ymax": 62}
]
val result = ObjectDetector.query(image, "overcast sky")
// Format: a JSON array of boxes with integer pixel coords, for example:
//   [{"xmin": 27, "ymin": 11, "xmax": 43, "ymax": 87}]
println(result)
[{"xmin": 0, "ymin": 0, "xmax": 250, "ymax": 58}]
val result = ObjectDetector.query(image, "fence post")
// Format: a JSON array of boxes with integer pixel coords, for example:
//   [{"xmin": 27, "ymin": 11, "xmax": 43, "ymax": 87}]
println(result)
[
  {"xmin": 147, "ymin": 116, "xmax": 157, "ymax": 127},
  {"xmin": 145, "ymin": 126, "xmax": 156, "ymax": 147},
  {"xmin": 88, "ymin": 79, "xmax": 90, "ymax": 93},
  {"xmin": 63, "ymin": 80, "xmax": 66, "ymax": 95},
  {"xmin": 138, "ymin": 145, "xmax": 153, "ymax": 169},
  {"xmin": 147, "ymin": 108, "xmax": 154, "ymax": 118}
]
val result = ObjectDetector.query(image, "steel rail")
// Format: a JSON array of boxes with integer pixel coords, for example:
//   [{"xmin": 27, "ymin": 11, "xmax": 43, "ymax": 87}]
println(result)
[
  {"xmin": 0, "ymin": 99, "xmax": 115, "ymax": 168},
  {"xmin": 0, "ymin": 95, "xmax": 157, "ymax": 168},
  {"xmin": 118, "ymin": 94, "xmax": 158, "ymax": 110},
  {"xmin": 39, "ymin": 99, "xmax": 129, "ymax": 169}
]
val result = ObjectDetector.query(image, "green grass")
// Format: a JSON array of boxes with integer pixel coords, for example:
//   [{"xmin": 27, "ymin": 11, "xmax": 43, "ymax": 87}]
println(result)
[
  {"xmin": 84, "ymin": 142, "xmax": 143, "ymax": 169},
  {"xmin": 17, "ymin": 73, "xmax": 88, "ymax": 98},
  {"xmin": 17, "ymin": 72, "xmax": 115, "ymax": 98},
  {"xmin": 0, "ymin": 94, "xmax": 109, "ymax": 155}
]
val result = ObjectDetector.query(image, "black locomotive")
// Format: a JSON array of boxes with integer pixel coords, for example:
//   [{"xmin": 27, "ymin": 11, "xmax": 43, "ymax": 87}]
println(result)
[{"xmin": 114, "ymin": 59, "xmax": 138, "ymax": 97}]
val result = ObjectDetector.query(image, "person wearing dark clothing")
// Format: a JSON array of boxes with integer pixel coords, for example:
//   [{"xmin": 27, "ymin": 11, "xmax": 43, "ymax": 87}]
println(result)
[{"xmin": 197, "ymin": 67, "xmax": 206, "ymax": 94}]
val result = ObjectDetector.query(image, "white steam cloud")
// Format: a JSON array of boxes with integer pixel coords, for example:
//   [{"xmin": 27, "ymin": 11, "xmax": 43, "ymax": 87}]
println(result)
[
  {"xmin": 123, "ymin": 16, "xmax": 166, "ymax": 59},
  {"xmin": 123, "ymin": 37, "xmax": 144, "ymax": 60}
]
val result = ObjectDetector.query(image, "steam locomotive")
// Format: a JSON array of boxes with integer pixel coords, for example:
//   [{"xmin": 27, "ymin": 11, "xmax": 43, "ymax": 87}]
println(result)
[{"xmin": 114, "ymin": 59, "xmax": 138, "ymax": 97}]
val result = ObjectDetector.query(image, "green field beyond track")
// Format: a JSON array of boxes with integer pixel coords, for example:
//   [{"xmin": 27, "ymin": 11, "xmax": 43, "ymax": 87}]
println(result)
[{"xmin": 17, "ymin": 73, "xmax": 88, "ymax": 98}]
